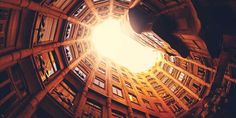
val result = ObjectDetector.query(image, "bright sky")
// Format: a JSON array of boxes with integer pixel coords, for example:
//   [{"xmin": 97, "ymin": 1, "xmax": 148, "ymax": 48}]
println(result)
[{"xmin": 91, "ymin": 18, "xmax": 160, "ymax": 73}]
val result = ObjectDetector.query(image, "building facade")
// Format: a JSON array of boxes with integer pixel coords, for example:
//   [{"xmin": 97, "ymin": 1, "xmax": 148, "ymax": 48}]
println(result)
[{"xmin": 0, "ymin": 0, "xmax": 236, "ymax": 118}]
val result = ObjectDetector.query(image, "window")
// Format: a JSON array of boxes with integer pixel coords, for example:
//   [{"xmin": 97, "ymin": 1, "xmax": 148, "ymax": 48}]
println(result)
[
  {"xmin": 122, "ymin": 73, "xmax": 128, "ymax": 78},
  {"xmin": 0, "ymin": 8, "xmax": 9, "ymax": 49},
  {"xmin": 112, "ymin": 110, "xmax": 126, "ymax": 118},
  {"xmin": 0, "ymin": 64, "xmax": 28, "ymax": 117},
  {"xmin": 33, "ymin": 14, "xmax": 58, "ymax": 45},
  {"xmin": 161, "ymin": 76, "xmax": 169, "ymax": 84},
  {"xmin": 64, "ymin": 46, "xmax": 73, "ymax": 62},
  {"xmin": 178, "ymin": 72, "xmax": 185, "ymax": 81},
  {"xmin": 64, "ymin": 23, "xmax": 73, "ymax": 39},
  {"xmin": 197, "ymin": 67, "xmax": 205, "ymax": 78},
  {"xmin": 170, "ymin": 84, "xmax": 177, "ymax": 92},
  {"xmin": 192, "ymin": 82, "xmax": 201, "ymax": 91},
  {"xmin": 34, "ymin": 51, "xmax": 59, "ymax": 82},
  {"xmin": 183, "ymin": 95, "xmax": 193, "ymax": 105},
  {"xmin": 147, "ymin": 77, "xmax": 154, "ymax": 81},
  {"xmin": 155, "ymin": 103, "xmax": 165, "ymax": 112},
  {"xmin": 82, "ymin": 12, "xmax": 95, "ymax": 23},
  {"xmin": 82, "ymin": 41, "xmax": 89, "ymax": 50},
  {"xmin": 83, "ymin": 58, "xmax": 93, "ymax": 69},
  {"xmin": 116, "ymin": 0, "xmax": 131, "ymax": 3},
  {"xmin": 120, "ymin": 67, "xmax": 125, "ymax": 71},
  {"xmin": 73, "ymin": 3, "xmax": 86, "ymax": 17},
  {"xmin": 146, "ymin": 75, "xmax": 151, "ymax": 78},
  {"xmin": 112, "ymin": 67, "xmax": 117, "ymax": 72},
  {"xmin": 125, "ymin": 81, "xmax": 132, "ymax": 88},
  {"xmin": 128, "ymin": 71, "xmax": 134, "ymax": 76},
  {"xmin": 143, "ymin": 99, "xmax": 152, "ymax": 109},
  {"xmin": 112, "ymin": 86, "xmax": 123, "ymax": 97},
  {"xmin": 93, "ymin": 76, "xmax": 105, "ymax": 88},
  {"xmin": 128, "ymin": 93, "xmax": 139, "ymax": 104},
  {"xmin": 193, "ymin": 55, "xmax": 201, "ymax": 61},
  {"xmin": 151, "ymin": 82, "xmax": 159, "ymax": 88},
  {"xmin": 136, "ymin": 87, "xmax": 144, "ymax": 94},
  {"xmin": 180, "ymin": 61, "xmax": 188, "ymax": 70},
  {"xmin": 98, "ymin": 67, "xmax": 106, "ymax": 74},
  {"xmin": 100, "ymin": 61, "xmax": 106, "ymax": 67},
  {"xmin": 132, "ymin": 78, "xmax": 138, "ymax": 84},
  {"xmin": 145, "ymin": 33, "xmax": 165, "ymax": 47},
  {"xmin": 153, "ymin": 70, "xmax": 160, "ymax": 75},
  {"xmin": 82, "ymin": 100, "xmax": 102, "ymax": 118},
  {"xmin": 167, "ymin": 66, "xmax": 174, "ymax": 74},
  {"xmin": 46, "ymin": 0, "xmax": 73, "ymax": 10},
  {"xmin": 73, "ymin": 67, "xmax": 87, "ymax": 81},
  {"xmin": 159, "ymin": 62, "xmax": 164, "ymax": 68},
  {"xmin": 77, "ymin": 24, "xmax": 87, "ymax": 39},
  {"xmin": 169, "ymin": 56, "xmax": 175, "ymax": 62},
  {"xmin": 88, "ymin": 53, "xmax": 96, "ymax": 61},
  {"xmin": 141, "ymin": 82, "xmax": 148, "ymax": 87},
  {"xmin": 147, "ymin": 91, "xmax": 154, "ymax": 97},
  {"xmin": 96, "ymin": 6, "xmax": 109, "ymax": 14},
  {"xmin": 51, "ymin": 80, "xmax": 76, "ymax": 110},
  {"xmin": 170, "ymin": 103, "xmax": 182, "ymax": 113},
  {"xmin": 112, "ymin": 75, "xmax": 120, "ymax": 82},
  {"xmin": 151, "ymin": 82, "xmax": 162, "ymax": 91}
]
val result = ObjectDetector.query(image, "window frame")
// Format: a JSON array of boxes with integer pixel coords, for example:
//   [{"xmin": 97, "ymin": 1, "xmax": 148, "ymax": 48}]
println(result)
[
  {"xmin": 155, "ymin": 103, "xmax": 165, "ymax": 112},
  {"xmin": 178, "ymin": 72, "xmax": 185, "ymax": 81},
  {"xmin": 147, "ymin": 91, "xmax": 155, "ymax": 97},
  {"xmin": 34, "ymin": 51, "xmax": 60, "ymax": 82},
  {"xmin": 112, "ymin": 86, "xmax": 123, "ymax": 98},
  {"xmin": 128, "ymin": 93, "xmax": 139, "ymax": 104},
  {"xmin": 98, "ymin": 67, "xmax": 106, "ymax": 75},
  {"xmin": 125, "ymin": 81, "xmax": 132, "ymax": 89},
  {"xmin": 50, "ymin": 80, "xmax": 76, "ymax": 110},
  {"xmin": 136, "ymin": 87, "xmax": 144, "ymax": 94},
  {"xmin": 142, "ymin": 99, "xmax": 152, "ymax": 110},
  {"xmin": 73, "ymin": 66, "xmax": 87, "ymax": 81},
  {"xmin": 112, "ymin": 75, "xmax": 120, "ymax": 83},
  {"xmin": 93, "ymin": 76, "xmax": 105, "ymax": 89}
]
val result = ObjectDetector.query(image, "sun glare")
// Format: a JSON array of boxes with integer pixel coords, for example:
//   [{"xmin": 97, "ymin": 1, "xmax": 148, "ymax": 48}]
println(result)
[{"xmin": 91, "ymin": 18, "xmax": 160, "ymax": 73}]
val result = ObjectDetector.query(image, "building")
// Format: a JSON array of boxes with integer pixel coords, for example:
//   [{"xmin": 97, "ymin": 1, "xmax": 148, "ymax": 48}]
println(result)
[{"xmin": 0, "ymin": 0, "xmax": 235, "ymax": 118}]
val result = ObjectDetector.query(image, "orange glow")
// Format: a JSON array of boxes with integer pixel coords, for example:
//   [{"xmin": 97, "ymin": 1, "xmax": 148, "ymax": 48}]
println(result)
[{"xmin": 91, "ymin": 18, "xmax": 161, "ymax": 73}]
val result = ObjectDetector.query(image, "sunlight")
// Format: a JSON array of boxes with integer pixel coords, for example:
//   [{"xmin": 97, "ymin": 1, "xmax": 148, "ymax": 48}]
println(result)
[{"xmin": 91, "ymin": 18, "xmax": 160, "ymax": 73}]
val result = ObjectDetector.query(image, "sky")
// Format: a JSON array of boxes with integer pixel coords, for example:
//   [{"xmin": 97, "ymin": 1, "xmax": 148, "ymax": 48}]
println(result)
[{"xmin": 91, "ymin": 18, "xmax": 160, "ymax": 73}]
